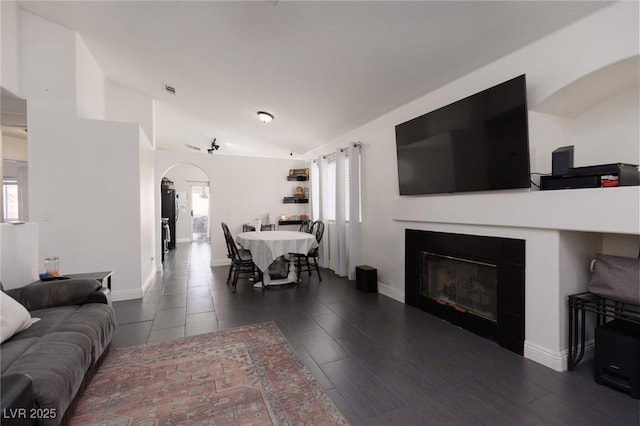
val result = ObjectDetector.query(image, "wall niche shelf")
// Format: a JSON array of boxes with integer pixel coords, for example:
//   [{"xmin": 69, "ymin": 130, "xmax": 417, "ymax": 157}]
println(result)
[{"xmin": 532, "ymin": 55, "xmax": 639, "ymax": 118}]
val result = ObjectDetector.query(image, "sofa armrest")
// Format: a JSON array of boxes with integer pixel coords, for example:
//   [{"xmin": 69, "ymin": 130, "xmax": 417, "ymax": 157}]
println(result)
[
  {"xmin": 0, "ymin": 373, "xmax": 35, "ymax": 426},
  {"xmin": 87, "ymin": 286, "xmax": 112, "ymax": 306},
  {"xmin": 10, "ymin": 279, "xmax": 103, "ymax": 311}
]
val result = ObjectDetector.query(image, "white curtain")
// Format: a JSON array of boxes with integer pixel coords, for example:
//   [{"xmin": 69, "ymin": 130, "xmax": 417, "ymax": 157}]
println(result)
[
  {"xmin": 335, "ymin": 148, "xmax": 347, "ymax": 276},
  {"xmin": 312, "ymin": 144, "xmax": 361, "ymax": 278},
  {"xmin": 317, "ymin": 156, "xmax": 330, "ymax": 268},
  {"xmin": 347, "ymin": 144, "xmax": 361, "ymax": 280},
  {"xmin": 309, "ymin": 160, "xmax": 319, "ymax": 222}
]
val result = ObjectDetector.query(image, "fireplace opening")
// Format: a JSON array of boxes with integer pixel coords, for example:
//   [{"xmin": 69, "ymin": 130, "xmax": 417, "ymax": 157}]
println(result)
[
  {"xmin": 419, "ymin": 252, "xmax": 497, "ymax": 322},
  {"xmin": 406, "ymin": 230, "xmax": 525, "ymax": 355}
]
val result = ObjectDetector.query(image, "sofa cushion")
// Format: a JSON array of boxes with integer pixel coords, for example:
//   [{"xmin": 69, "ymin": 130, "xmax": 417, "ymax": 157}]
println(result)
[
  {"xmin": 1, "ymin": 291, "xmax": 36, "ymax": 343},
  {"xmin": 3, "ymin": 332, "xmax": 92, "ymax": 426},
  {"xmin": 8, "ymin": 306, "xmax": 80, "ymax": 340},
  {"xmin": 1, "ymin": 337, "xmax": 39, "ymax": 373},
  {"xmin": 8, "ymin": 304, "xmax": 116, "ymax": 364},
  {"xmin": 50, "ymin": 304, "xmax": 116, "ymax": 362}
]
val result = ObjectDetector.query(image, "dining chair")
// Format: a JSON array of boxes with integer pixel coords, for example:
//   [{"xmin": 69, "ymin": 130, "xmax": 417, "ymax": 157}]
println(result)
[
  {"xmin": 260, "ymin": 224, "xmax": 276, "ymax": 231},
  {"xmin": 295, "ymin": 220, "xmax": 325, "ymax": 281},
  {"xmin": 299, "ymin": 219, "xmax": 313, "ymax": 233},
  {"xmin": 242, "ymin": 224, "xmax": 256, "ymax": 232},
  {"xmin": 221, "ymin": 222, "xmax": 258, "ymax": 292}
]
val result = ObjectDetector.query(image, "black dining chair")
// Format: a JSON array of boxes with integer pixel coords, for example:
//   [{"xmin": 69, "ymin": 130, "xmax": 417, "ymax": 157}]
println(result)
[
  {"xmin": 242, "ymin": 224, "xmax": 256, "ymax": 232},
  {"xmin": 295, "ymin": 220, "xmax": 325, "ymax": 281},
  {"xmin": 260, "ymin": 224, "xmax": 276, "ymax": 231},
  {"xmin": 221, "ymin": 222, "xmax": 258, "ymax": 292},
  {"xmin": 299, "ymin": 219, "xmax": 313, "ymax": 233}
]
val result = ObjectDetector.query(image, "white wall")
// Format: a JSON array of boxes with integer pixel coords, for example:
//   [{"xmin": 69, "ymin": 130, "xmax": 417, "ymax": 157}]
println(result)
[
  {"xmin": 106, "ymin": 80, "xmax": 155, "ymax": 145},
  {"xmin": 20, "ymin": 9, "xmax": 148, "ymax": 301},
  {"xmin": 28, "ymin": 105, "xmax": 143, "ymax": 298},
  {"xmin": 1, "ymin": 1, "xmax": 22, "ymax": 96},
  {"xmin": 155, "ymin": 150, "xmax": 307, "ymax": 268},
  {"xmin": 20, "ymin": 11, "xmax": 76, "ymax": 113},
  {"xmin": 75, "ymin": 34, "xmax": 105, "ymax": 120},
  {"xmin": 304, "ymin": 2, "xmax": 639, "ymax": 371},
  {"xmin": 573, "ymin": 87, "xmax": 639, "ymax": 166},
  {"xmin": 0, "ymin": 222, "xmax": 39, "ymax": 289},
  {"xmin": 139, "ymin": 127, "xmax": 156, "ymax": 291}
]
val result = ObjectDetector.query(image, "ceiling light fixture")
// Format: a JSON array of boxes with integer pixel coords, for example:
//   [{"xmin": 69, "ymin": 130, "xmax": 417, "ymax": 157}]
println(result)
[
  {"xmin": 257, "ymin": 111, "xmax": 274, "ymax": 123},
  {"xmin": 207, "ymin": 138, "xmax": 220, "ymax": 154}
]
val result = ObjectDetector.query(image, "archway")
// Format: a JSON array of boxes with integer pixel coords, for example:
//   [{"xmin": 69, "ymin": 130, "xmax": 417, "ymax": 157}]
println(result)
[{"xmin": 158, "ymin": 163, "xmax": 211, "ymax": 267}]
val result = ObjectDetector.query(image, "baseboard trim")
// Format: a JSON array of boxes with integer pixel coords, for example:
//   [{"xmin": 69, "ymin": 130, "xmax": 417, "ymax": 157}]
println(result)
[
  {"xmin": 524, "ymin": 339, "xmax": 595, "ymax": 372},
  {"xmin": 141, "ymin": 267, "xmax": 157, "ymax": 293},
  {"xmin": 112, "ymin": 288, "xmax": 143, "ymax": 302},
  {"xmin": 377, "ymin": 281, "xmax": 404, "ymax": 303}
]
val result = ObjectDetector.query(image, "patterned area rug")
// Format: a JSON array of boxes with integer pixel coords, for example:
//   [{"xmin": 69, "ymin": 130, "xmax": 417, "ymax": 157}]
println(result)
[{"xmin": 70, "ymin": 322, "xmax": 348, "ymax": 425}]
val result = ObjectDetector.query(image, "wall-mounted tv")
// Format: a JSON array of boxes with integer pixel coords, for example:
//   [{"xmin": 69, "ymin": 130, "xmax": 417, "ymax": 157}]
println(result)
[{"xmin": 395, "ymin": 75, "xmax": 531, "ymax": 195}]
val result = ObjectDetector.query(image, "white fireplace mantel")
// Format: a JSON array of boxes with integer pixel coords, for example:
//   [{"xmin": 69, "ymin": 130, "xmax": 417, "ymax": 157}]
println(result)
[
  {"xmin": 392, "ymin": 186, "xmax": 638, "ymax": 372},
  {"xmin": 392, "ymin": 185, "xmax": 639, "ymax": 236}
]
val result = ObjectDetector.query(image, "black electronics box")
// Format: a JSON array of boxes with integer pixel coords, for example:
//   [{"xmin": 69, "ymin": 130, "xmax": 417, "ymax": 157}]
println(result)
[
  {"xmin": 356, "ymin": 265, "xmax": 378, "ymax": 292},
  {"xmin": 540, "ymin": 175, "xmax": 601, "ymax": 190},
  {"xmin": 540, "ymin": 163, "xmax": 639, "ymax": 190},
  {"xmin": 594, "ymin": 319, "xmax": 640, "ymax": 399}
]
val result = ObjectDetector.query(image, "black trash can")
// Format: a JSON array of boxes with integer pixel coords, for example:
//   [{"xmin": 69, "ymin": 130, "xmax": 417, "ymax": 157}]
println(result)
[{"xmin": 356, "ymin": 265, "xmax": 377, "ymax": 292}]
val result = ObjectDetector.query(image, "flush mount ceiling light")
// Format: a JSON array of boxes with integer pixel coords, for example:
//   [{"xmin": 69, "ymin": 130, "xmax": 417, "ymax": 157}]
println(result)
[{"xmin": 257, "ymin": 111, "xmax": 274, "ymax": 123}]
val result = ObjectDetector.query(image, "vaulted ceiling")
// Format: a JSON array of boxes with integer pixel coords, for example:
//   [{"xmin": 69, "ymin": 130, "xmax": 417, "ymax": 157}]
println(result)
[{"xmin": 15, "ymin": 1, "xmax": 610, "ymax": 158}]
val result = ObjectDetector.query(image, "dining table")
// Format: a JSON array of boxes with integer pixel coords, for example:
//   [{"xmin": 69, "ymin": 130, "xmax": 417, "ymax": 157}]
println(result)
[{"xmin": 236, "ymin": 230, "xmax": 318, "ymax": 286}]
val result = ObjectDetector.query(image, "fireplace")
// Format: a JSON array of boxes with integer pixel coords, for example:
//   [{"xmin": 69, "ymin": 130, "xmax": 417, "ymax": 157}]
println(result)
[{"xmin": 406, "ymin": 230, "xmax": 525, "ymax": 355}]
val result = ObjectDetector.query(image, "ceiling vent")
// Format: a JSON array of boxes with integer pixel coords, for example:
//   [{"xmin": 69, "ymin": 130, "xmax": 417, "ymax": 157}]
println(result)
[{"xmin": 163, "ymin": 84, "xmax": 176, "ymax": 95}]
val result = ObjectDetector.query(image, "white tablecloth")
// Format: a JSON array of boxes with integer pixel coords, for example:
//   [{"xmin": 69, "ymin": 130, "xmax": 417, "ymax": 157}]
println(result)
[{"xmin": 236, "ymin": 230, "xmax": 318, "ymax": 272}]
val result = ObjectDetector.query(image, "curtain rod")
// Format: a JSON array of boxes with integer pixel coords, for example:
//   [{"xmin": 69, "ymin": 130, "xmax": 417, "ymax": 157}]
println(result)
[{"xmin": 314, "ymin": 142, "xmax": 361, "ymax": 161}]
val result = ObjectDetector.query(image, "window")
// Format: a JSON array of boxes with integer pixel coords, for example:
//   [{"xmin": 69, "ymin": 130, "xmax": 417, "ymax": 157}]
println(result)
[
  {"xmin": 3, "ymin": 178, "xmax": 19, "ymax": 222},
  {"xmin": 312, "ymin": 148, "xmax": 361, "ymax": 223}
]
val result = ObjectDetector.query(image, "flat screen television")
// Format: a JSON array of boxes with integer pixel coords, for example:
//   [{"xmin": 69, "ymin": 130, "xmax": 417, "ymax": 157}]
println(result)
[{"xmin": 395, "ymin": 75, "xmax": 530, "ymax": 195}]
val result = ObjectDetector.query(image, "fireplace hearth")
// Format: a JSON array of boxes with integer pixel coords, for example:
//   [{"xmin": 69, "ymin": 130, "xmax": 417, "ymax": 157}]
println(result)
[{"xmin": 406, "ymin": 230, "xmax": 525, "ymax": 355}]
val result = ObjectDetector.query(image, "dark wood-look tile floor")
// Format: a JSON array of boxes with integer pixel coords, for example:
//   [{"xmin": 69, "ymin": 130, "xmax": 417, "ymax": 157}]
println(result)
[{"xmin": 112, "ymin": 242, "xmax": 639, "ymax": 425}]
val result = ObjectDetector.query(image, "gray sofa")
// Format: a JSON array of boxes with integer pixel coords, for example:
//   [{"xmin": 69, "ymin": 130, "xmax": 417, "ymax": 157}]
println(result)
[{"xmin": 1, "ymin": 278, "xmax": 116, "ymax": 426}]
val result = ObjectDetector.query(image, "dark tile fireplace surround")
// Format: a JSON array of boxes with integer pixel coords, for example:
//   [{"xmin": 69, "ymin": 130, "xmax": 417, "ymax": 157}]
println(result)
[{"xmin": 405, "ymin": 229, "xmax": 525, "ymax": 355}]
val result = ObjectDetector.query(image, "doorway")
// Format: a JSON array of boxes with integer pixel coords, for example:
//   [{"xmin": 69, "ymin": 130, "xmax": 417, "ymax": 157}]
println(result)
[
  {"xmin": 160, "ymin": 164, "xmax": 210, "ymax": 264},
  {"xmin": 191, "ymin": 185, "xmax": 210, "ymax": 242}
]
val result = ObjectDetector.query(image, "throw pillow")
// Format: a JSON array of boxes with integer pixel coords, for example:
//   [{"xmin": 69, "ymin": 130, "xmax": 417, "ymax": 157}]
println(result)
[{"xmin": 1, "ymin": 291, "xmax": 34, "ymax": 343}]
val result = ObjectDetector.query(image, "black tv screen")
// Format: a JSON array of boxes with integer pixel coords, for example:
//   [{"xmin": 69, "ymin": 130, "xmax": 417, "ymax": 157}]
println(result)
[{"xmin": 395, "ymin": 75, "xmax": 530, "ymax": 195}]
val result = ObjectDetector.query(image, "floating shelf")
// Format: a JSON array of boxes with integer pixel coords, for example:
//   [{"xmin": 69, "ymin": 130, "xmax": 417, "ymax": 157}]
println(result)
[
  {"xmin": 278, "ymin": 220, "xmax": 305, "ymax": 225},
  {"xmin": 283, "ymin": 197, "xmax": 309, "ymax": 204}
]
